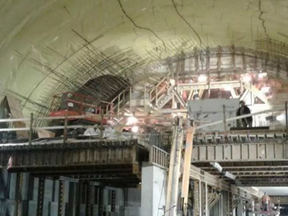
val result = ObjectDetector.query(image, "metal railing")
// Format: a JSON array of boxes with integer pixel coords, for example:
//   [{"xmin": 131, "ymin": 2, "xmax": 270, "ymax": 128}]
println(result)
[
  {"xmin": 149, "ymin": 73, "xmax": 171, "ymax": 105},
  {"xmin": 149, "ymin": 145, "xmax": 169, "ymax": 168}
]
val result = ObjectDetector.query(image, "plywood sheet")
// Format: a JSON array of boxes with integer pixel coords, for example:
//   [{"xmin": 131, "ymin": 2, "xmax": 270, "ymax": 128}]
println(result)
[{"xmin": 5, "ymin": 95, "xmax": 28, "ymax": 139}]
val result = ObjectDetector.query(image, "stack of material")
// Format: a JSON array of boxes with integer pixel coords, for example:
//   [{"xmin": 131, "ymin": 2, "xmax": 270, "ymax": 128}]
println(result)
[{"xmin": 83, "ymin": 127, "xmax": 134, "ymax": 140}]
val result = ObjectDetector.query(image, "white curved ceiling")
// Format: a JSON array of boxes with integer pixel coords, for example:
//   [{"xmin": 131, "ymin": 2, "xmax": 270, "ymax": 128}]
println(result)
[
  {"xmin": 1, "ymin": 0, "xmax": 288, "ymax": 114},
  {"xmin": 257, "ymin": 187, "xmax": 288, "ymax": 196}
]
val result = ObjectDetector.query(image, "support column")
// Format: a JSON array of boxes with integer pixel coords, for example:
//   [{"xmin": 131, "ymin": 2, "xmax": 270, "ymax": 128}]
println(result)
[
  {"xmin": 237, "ymin": 201, "xmax": 244, "ymax": 216},
  {"xmin": 67, "ymin": 182, "xmax": 75, "ymax": 216},
  {"xmin": 36, "ymin": 177, "xmax": 45, "ymax": 216},
  {"xmin": 57, "ymin": 180, "xmax": 64, "ymax": 216},
  {"xmin": 248, "ymin": 200, "xmax": 254, "ymax": 216},
  {"xmin": 219, "ymin": 193, "xmax": 223, "ymax": 216},
  {"xmin": 204, "ymin": 183, "xmax": 209, "ymax": 216},
  {"xmin": 141, "ymin": 164, "xmax": 167, "ymax": 216},
  {"xmin": 193, "ymin": 180, "xmax": 200, "ymax": 216},
  {"xmin": 14, "ymin": 173, "xmax": 22, "ymax": 216},
  {"xmin": 228, "ymin": 192, "xmax": 233, "ymax": 216}
]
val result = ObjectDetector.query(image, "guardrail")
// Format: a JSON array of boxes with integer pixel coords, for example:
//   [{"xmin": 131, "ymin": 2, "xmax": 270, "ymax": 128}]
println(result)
[
  {"xmin": 1, "ymin": 101, "xmax": 288, "ymax": 146},
  {"xmin": 149, "ymin": 145, "xmax": 169, "ymax": 168}
]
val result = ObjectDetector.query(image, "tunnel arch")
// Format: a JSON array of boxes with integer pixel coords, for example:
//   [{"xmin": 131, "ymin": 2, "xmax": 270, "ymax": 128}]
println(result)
[{"xmin": 27, "ymin": 44, "xmax": 288, "ymax": 122}]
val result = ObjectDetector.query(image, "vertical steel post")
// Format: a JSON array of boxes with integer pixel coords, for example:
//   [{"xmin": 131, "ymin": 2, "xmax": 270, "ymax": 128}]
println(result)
[
  {"xmin": 29, "ymin": 113, "xmax": 33, "ymax": 145},
  {"xmin": 199, "ymin": 180, "xmax": 202, "ymax": 216},
  {"xmin": 98, "ymin": 187, "xmax": 104, "ymax": 216},
  {"xmin": 193, "ymin": 180, "xmax": 199, "ymax": 216},
  {"xmin": 67, "ymin": 182, "xmax": 74, "ymax": 216},
  {"xmin": 75, "ymin": 182, "xmax": 81, "ymax": 216},
  {"xmin": 155, "ymin": 84, "xmax": 158, "ymax": 106},
  {"xmin": 223, "ymin": 105, "xmax": 227, "ymax": 135},
  {"xmin": 57, "ymin": 180, "xmax": 64, "ymax": 216},
  {"xmin": 144, "ymin": 84, "xmax": 147, "ymax": 109},
  {"xmin": 117, "ymin": 94, "xmax": 120, "ymax": 115},
  {"xmin": 111, "ymin": 190, "xmax": 116, "ymax": 212},
  {"xmin": 15, "ymin": 173, "xmax": 22, "ymax": 216},
  {"xmin": 36, "ymin": 177, "xmax": 45, "ymax": 216},
  {"xmin": 205, "ymin": 183, "xmax": 209, "ymax": 216},
  {"xmin": 23, "ymin": 174, "xmax": 34, "ymax": 216},
  {"xmin": 63, "ymin": 114, "xmax": 68, "ymax": 144},
  {"xmin": 129, "ymin": 87, "xmax": 132, "ymax": 111},
  {"xmin": 48, "ymin": 179, "xmax": 55, "ymax": 216},
  {"xmin": 100, "ymin": 110, "xmax": 104, "ymax": 139},
  {"xmin": 285, "ymin": 101, "xmax": 288, "ymax": 138},
  {"xmin": 85, "ymin": 183, "xmax": 91, "ymax": 216}
]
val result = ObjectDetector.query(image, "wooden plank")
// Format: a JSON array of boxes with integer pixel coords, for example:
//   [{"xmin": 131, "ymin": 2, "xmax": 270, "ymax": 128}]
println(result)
[
  {"xmin": 165, "ymin": 118, "xmax": 184, "ymax": 216},
  {"xmin": 5, "ymin": 95, "xmax": 28, "ymax": 139},
  {"xmin": 181, "ymin": 122, "xmax": 195, "ymax": 216}
]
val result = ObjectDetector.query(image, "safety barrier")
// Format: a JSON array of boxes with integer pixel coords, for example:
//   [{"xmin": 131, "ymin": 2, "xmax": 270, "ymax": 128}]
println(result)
[{"xmin": 149, "ymin": 145, "xmax": 169, "ymax": 169}]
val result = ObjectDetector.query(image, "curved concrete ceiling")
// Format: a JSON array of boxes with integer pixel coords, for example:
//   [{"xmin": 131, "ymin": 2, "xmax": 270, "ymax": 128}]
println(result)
[
  {"xmin": 257, "ymin": 187, "xmax": 288, "ymax": 196},
  {"xmin": 1, "ymin": 0, "xmax": 288, "ymax": 115}
]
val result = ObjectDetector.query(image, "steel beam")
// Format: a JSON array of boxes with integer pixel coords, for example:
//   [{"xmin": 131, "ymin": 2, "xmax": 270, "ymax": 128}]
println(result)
[
  {"xmin": 189, "ymin": 165, "xmax": 263, "ymax": 199},
  {"xmin": 176, "ymin": 81, "xmax": 241, "ymax": 91}
]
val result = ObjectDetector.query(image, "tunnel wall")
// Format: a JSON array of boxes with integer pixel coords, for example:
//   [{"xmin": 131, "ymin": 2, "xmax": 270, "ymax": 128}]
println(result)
[{"xmin": 0, "ymin": 169, "xmax": 142, "ymax": 216}]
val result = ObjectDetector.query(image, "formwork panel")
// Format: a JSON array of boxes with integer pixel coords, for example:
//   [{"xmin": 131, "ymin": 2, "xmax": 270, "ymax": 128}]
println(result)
[
  {"xmin": 207, "ymin": 146, "xmax": 215, "ymax": 161},
  {"xmin": 215, "ymin": 145, "xmax": 223, "ymax": 161},
  {"xmin": 192, "ymin": 142, "xmax": 288, "ymax": 162},
  {"xmin": 241, "ymin": 144, "xmax": 249, "ymax": 160}
]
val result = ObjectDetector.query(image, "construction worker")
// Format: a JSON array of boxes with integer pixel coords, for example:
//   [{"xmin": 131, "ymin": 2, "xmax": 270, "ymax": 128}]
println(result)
[{"xmin": 236, "ymin": 101, "xmax": 253, "ymax": 128}]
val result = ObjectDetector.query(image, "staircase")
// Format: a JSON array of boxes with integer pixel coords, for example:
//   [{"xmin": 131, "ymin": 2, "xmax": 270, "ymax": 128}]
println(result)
[{"xmin": 156, "ymin": 86, "xmax": 174, "ymax": 109}]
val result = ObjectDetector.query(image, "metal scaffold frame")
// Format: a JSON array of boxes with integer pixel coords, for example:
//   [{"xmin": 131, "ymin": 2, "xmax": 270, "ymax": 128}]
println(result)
[{"xmin": 164, "ymin": 116, "xmax": 263, "ymax": 216}]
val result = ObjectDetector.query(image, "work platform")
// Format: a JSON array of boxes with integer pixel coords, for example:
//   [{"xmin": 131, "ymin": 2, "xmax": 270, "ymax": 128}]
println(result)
[
  {"xmin": 1, "ymin": 128, "xmax": 288, "ymax": 187},
  {"xmin": 0, "ymin": 130, "xmax": 275, "ymax": 215},
  {"xmin": 191, "ymin": 130, "xmax": 288, "ymax": 186},
  {"xmin": 0, "ymin": 139, "xmax": 149, "ymax": 188}
]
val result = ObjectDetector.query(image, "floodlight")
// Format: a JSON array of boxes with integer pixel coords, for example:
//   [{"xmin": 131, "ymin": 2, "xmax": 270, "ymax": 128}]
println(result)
[
  {"xmin": 126, "ymin": 116, "xmax": 138, "ymax": 125},
  {"xmin": 224, "ymin": 171, "xmax": 236, "ymax": 180},
  {"xmin": 198, "ymin": 75, "xmax": 207, "ymax": 82},
  {"xmin": 242, "ymin": 74, "xmax": 251, "ymax": 82},
  {"xmin": 210, "ymin": 162, "xmax": 223, "ymax": 172},
  {"xmin": 131, "ymin": 126, "xmax": 139, "ymax": 133},
  {"xmin": 260, "ymin": 87, "xmax": 270, "ymax": 93},
  {"xmin": 170, "ymin": 79, "xmax": 176, "ymax": 86},
  {"xmin": 258, "ymin": 72, "xmax": 267, "ymax": 78},
  {"xmin": 276, "ymin": 114, "xmax": 285, "ymax": 121}
]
